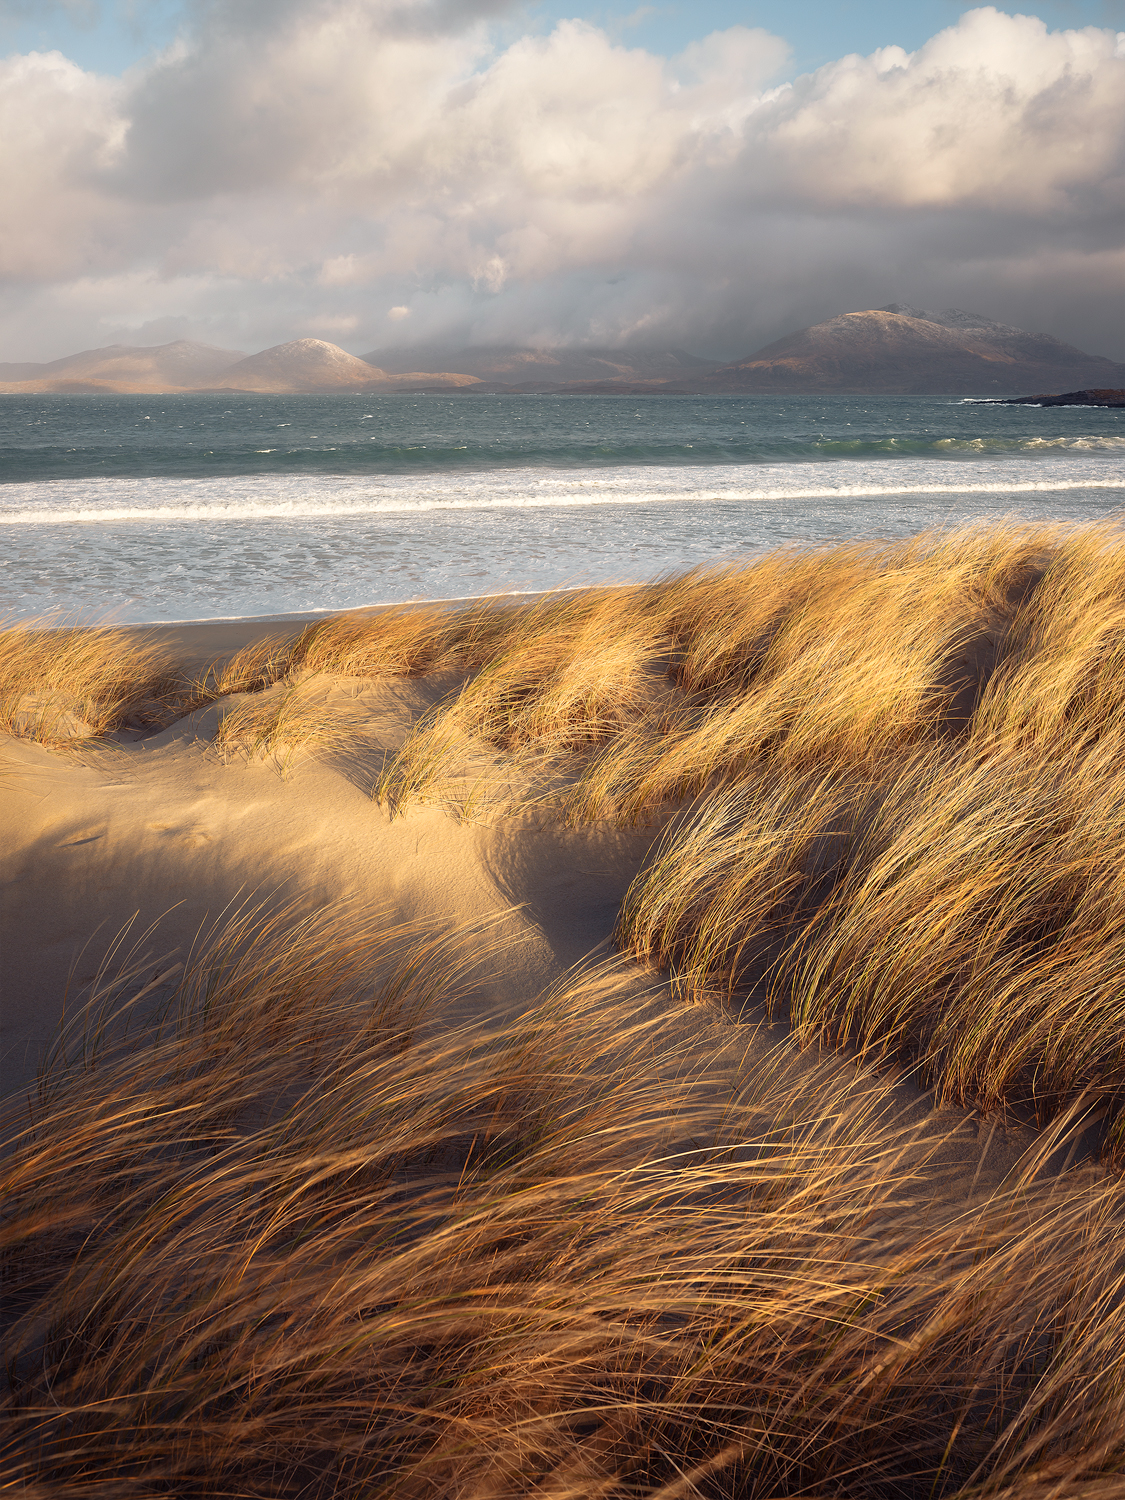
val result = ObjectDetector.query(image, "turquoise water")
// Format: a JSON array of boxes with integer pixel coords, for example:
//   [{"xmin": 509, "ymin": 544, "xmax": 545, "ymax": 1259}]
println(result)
[
  {"xmin": 1, "ymin": 393, "xmax": 1122, "ymax": 621},
  {"xmin": 2, "ymin": 391, "xmax": 1121, "ymax": 482}
]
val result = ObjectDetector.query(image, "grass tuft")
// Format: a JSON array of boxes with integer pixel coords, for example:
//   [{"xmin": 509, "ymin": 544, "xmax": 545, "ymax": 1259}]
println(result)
[
  {"xmin": 0, "ymin": 617, "xmax": 182, "ymax": 743},
  {"xmin": 214, "ymin": 677, "xmax": 367, "ymax": 775}
]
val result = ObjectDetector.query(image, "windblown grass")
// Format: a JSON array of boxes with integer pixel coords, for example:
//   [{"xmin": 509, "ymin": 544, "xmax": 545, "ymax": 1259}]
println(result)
[
  {"xmin": 372, "ymin": 587, "xmax": 672, "ymax": 813},
  {"xmin": 0, "ymin": 618, "xmax": 182, "ymax": 743},
  {"xmin": 214, "ymin": 677, "xmax": 367, "ymax": 774},
  {"xmin": 293, "ymin": 518, "xmax": 1125, "ymax": 1156},
  {"xmin": 0, "ymin": 618, "xmax": 309, "ymax": 747},
  {"xmin": 4, "ymin": 904, "xmax": 1124, "ymax": 1497},
  {"xmin": 610, "ymin": 521, "xmax": 1125, "ymax": 1156},
  {"xmin": 9, "ymin": 518, "xmax": 1125, "ymax": 1154},
  {"xmin": 189, "ymin": 630, "xmax": 303, "ymax": 701}
]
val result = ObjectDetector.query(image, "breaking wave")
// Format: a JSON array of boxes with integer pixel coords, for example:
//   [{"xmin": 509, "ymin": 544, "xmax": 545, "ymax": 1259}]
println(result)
[{"xmin": 3, "ymin": 459, "xmax": 1124, "ymax": 526}]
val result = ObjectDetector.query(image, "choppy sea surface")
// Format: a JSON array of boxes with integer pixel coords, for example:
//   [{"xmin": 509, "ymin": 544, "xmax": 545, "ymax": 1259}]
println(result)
[{"xmin": 1, "ymin": 392, "xmax": 1122, "ymax": 623}]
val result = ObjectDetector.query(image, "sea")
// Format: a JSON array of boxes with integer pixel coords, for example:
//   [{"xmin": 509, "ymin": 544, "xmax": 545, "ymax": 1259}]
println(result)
[{"xmin": 1, "ymin": 392, "xmax": 1122, "ymax": 624}]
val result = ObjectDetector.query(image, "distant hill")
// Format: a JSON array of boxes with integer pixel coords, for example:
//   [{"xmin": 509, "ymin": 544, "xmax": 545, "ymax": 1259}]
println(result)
[
  {"xmin": 363, "ymin": 316, "xmax": 1124, "ymax": 395},
  {"xmin": 4, "ymin": 316, "xmax": 1121, "ymax": 397},
  {"xmin": 213, "ymin": 338, "xmax": 473, "ymax": 392},
  {"xmin": 699, "ymin": 308, "xmax": 1125, "ymax": 395},
  {"xmin": 210, "ymin": 338, "xmax": 378, "ymax": 392},
  {"xmin": 360, "ymin": 344, "xmax": 720, "ymax": 389},
  {"xmin": 0, "ymin": 338, "xmax": 480, "ymax": 394},
  {"xmin": 0, "ymin": 339, "xmax": 247, "ymax": 393}
]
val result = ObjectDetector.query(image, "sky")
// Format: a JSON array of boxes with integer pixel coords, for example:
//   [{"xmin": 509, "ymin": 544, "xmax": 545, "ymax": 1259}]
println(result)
[{"xmin": 1, "ymin": 0, "xmax": 1123, "ymax": 363}]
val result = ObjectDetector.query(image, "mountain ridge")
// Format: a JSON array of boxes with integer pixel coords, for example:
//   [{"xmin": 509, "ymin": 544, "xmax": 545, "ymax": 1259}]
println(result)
[
  {"xmin": 695, "ymin": 308, "xmax": 1125, "ymax": 395},
  {"xmin": 0, "ymin": 338, "xmax": 479, "ymax": 394},
  {"xmin": 3, "ymin": 313, "xmax": 1122, "ymax": 396},
  {"xmin": 359, "ymin": 344, "xmax": 721, "ymax": 387}
]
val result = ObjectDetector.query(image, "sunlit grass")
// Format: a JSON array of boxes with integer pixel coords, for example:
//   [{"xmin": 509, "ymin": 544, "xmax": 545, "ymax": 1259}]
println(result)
[
  {"xmin": 4, "ymin": 904, "xmax": 1124, "ymax": 1497},
  {"xmin": 8, "ymin": 523, "xmax": 1125, "ymax": 1491},
  {"xmin": 0, "ymin": 616, "xmax": 182, "ymax": 743}
]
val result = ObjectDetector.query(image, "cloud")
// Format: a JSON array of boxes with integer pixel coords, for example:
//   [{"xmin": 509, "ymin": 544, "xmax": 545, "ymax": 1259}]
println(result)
[
  {"xmin": 0, "ymin": 2, "xmax": 1122, "ymax": 360},
  {"xmin": 0, "ymin": 49, "xmax": 130, "ymax": 279},
  {"xmin": 752, "ymin": 10, "xmax": 1125, "ymax": 215}
]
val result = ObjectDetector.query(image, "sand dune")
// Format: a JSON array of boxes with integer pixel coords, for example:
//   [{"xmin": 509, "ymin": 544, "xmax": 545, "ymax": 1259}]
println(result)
[
  {"xmin": 1, "ymin": 567, "xmax": 1099, "ymax": 1180},
  {"xmin": 4, "ymin": 542, "xmax": 1124, "ymax": 1495}
]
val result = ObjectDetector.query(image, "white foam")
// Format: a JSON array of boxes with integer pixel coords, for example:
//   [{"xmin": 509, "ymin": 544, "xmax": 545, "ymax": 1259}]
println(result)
[
  {"xmin": 4, "ymin": 455, "xmax": 1124, "ymax": 624},
  {"xmin": 2, "ymin": 457, "xmax": 1123, "ymax": 525}
]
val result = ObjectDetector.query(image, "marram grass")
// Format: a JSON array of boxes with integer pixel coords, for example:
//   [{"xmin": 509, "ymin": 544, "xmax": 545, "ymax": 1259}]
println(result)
[
  {"xmin": 4, "ymin": 904, "xmax": 1125, "ymax": 1498},
  {"xmin": 7, "ymin": 520, "xmax": 1125, "ymax": 1491}
]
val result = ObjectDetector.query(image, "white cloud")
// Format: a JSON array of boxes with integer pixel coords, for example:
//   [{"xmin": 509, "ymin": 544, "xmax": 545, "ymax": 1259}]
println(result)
[
  {"xmin": 0, "ymin": 2, "xmax": 1121, "ymax": 360},
  {"xmin": 752, "ymin": 8, "xmax": 1125, "ymax": 214},
  {"xmin": 0, "ymin": 49, "xmax": 129, "ymax": 279}
]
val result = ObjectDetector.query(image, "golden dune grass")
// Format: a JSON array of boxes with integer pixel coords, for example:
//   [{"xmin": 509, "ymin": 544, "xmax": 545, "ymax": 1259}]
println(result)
[
  {"xmin": 291, "ymin": 518, "xmax": 1125, "ymax": 1153},
  {"xmin": 189, "ymin": 630, "xmax": 303, "ymax": 700},
  {"xmin": 0, "ymin": 618, "xmax": 305, "ymax": 746},
  {"xmin": 214, "ymin": 676, "xmax": 368, "ymax": 774},
  {"xmin": 4, "ymin": 906, "xmax": 1124, "ymax": 1498},
  {"xmin": 364, "ymin": 523, "xmax": 1066, "ymax": 820},
  {"xmin": 6, "ymin": 521, "xmax": 1125, "ymax": 1149},
  {"xmin": 8, "ymin": 522, "xmax": 1125, "ymax": 1492},
  {"xmin": 372, "ymin": 589, "xmax": 669, "ymax": 814},
  {"xmin": 0, "ymin": 618, "xmax": 182, "ymax": 742},
  {"xmin": 605, "ymin": 522, "xmax": 1125, "ymax": 1155}
]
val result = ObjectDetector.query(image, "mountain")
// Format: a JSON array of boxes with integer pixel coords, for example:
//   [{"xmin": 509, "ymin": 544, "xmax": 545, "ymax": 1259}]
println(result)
[
  {"xmin": 0, "ymin": 337, "xmax": 480, "ymax": 394},
  {"xmin": 361, "ymin": 344, "xmax": 720, "ymax": 389},
  {"xmin": 0, "ymin": 339, "xmax": 246, "ymax": 393},
  {"xmin": 4, "ymin": 316, "xmax": 1120, "ymax": 397},
  {"xmin": 213, "ymin": 339, "xmax": 479, "ymax": 393},
  {"xmin": 701, "ymin": 308, "xmax": 1125, "ymax": 395},
  {"xmin": 213, "ymin": 339, "xmax": 394, "ymax": 392},
  {"xmin": 366, "ymin": 315, "xmax": 1123, "ymax": 395}
]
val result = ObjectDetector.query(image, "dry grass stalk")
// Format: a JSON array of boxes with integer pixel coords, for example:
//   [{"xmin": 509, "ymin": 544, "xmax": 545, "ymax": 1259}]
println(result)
[
  {"xmin": 0, "ymin": 617, "xmax": 182, "ymax": 743},
  {"xmin": 3, "ymin": 905, "xmax": 1124, "ymax": 1496},
  {"xmin": 214, "ymin": 678, "xmax": 369, "ymax": 774}
]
